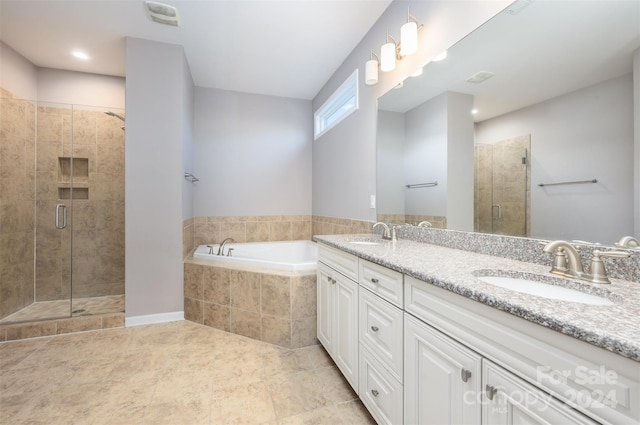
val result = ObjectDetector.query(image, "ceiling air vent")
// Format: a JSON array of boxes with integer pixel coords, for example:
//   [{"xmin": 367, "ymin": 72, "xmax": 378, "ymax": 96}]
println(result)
[
  {"xmin": 466, "ymin": 71, "xmax": 495, "ymax": 84},
  {"xmin": 145, "ymin": 1, "xmax": 180, "ymax": 27}
]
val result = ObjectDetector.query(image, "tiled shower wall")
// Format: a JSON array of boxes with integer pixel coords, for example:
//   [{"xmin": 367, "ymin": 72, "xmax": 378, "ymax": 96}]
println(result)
[
  {"xmin": 0, "ymin": 89, "xmax": 36, "ymax": 318},
  {"xmin": 182, "ymin": 215, "xmax": 374, "ymax": 258}
]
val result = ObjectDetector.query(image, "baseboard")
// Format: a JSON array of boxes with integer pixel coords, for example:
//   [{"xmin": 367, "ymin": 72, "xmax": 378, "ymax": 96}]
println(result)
[{"xmin": 125, "ymin": 311, "xmax": 184, "ymax": 327}]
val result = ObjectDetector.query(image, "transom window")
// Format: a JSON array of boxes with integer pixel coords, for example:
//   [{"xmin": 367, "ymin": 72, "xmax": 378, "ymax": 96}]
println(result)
[{"xmin": 314, "ymin": 69, "xmax": 359, "ymax": 140}]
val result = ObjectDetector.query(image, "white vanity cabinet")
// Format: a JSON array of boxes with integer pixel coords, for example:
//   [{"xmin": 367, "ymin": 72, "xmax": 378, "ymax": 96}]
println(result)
[
  {"xmin": 405, "ymin": 275, "xmax": 639, "ymax": 425},
  {"xmin": 316, "ymin": 241, "xmax": 639, "ymax": 425},
  {"xmin": 317, "ymin": 245, "xmax": 359, "ymax": 391},
  {"xmin": 404, "ymin": 314, "xmax": 482, "ymax": 425}
]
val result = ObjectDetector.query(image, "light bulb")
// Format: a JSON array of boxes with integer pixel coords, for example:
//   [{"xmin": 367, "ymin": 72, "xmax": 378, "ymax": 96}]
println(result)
[
  {"xmin": 365, "ymin": 59, "xmax": 379, "ymax": 85},
  {"xmin": 400, "ymin": 21, "xmax": 418, "ymax": 56},
  {"xmin": 380, "ymin": 42, "xmax": 396, "ymax": 72}
]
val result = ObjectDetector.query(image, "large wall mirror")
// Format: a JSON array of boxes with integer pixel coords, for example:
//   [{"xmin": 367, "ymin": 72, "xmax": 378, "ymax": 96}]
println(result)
[{"xmin": 376, "ymin": 0, "xmax": 639, "ymax": 246}]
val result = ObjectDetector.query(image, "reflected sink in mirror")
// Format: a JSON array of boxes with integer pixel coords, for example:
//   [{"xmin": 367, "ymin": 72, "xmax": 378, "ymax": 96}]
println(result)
[
  {"xmin": 347, "ymin": 237, "xmax": 383, "ymax": 246},
  {"xmin": 475, "ymin": 273, "xmax": 616, "ymax": 306}
]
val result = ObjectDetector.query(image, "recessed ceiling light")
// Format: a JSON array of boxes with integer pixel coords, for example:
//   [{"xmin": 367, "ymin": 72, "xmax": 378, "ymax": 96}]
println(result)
[
  {"xmin": 71, "ymin": 50, "xmax": 90, "ymax": 60},
  {"xmin": 433, "ymin": 51, "xmax": 448, "ymax": 62},
  {"xmin": 411, "ymin": 67, "xmax": 423, "ymax": 77}
]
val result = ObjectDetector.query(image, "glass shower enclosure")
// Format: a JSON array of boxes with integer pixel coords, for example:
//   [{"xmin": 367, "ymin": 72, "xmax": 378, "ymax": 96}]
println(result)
[{"xmin": 0, "ymin": 92, "xmax": 125, "ymax": 324}]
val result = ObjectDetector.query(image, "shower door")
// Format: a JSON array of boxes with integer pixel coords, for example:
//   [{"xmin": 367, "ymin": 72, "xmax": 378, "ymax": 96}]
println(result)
[
  {"xmin": 34, "ymin": 102, "xmax": 75, "ymax": 319},
  {"xmin": 474, "ymin": 135, "xmax": 531, "ymax": 237}
]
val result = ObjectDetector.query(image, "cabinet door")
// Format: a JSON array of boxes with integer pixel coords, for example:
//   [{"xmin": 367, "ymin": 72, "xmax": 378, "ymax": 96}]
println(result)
[
  {"xmin": 482, "ymin": 360, "xmax": 599, "ymax": 425},
  {"xmin": 333, "ymin": 275, "xmax": 359, "ymax": 392},
  {"xmin": 316, "ymin": 263, "xmax": 334, "ymax": 352},
  {"xmin": 404, "ymin": 314, "xmax": 482, "ymax": 425}
]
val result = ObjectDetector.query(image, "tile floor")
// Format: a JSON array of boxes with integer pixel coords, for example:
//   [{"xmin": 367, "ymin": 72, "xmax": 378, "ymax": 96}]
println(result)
[
  {"xmin": 0, "ymin": 320, "xmax": 376, "ymax": 425},
  {"xmin": 0, "ymin": 295, "xmax": 125, "ymax": 323}
]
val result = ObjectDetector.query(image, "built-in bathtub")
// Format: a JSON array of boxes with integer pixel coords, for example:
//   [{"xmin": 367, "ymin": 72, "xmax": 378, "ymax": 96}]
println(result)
[
  {"xmin": 193, "ymin": 240, "xmax": 317, "ymax": 272},
  {"xmin": 184, "ymin": 240, "xmax": 318, "ymax": 348}
]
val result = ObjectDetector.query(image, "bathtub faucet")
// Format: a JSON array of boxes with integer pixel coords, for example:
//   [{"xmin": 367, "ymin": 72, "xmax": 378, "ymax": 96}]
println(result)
[{"xmin": 218, "ymin": 238, "xmax": 235, "ymax": 256}]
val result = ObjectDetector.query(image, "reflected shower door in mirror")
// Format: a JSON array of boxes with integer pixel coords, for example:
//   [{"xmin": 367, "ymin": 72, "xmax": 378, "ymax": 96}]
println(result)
[
  {"xmin": 375, "ymin": 0, "xmax": 639, "ymax": 245},
  {"xmin": 474, "ymin": 135, "xmax": 530, "ymax": 237}
]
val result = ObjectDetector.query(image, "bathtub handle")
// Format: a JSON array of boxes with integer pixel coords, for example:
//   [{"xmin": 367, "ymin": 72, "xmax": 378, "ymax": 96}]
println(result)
[
  {"xmin": 227, "ymin": 248, "xmax": 234, "ymax": 257},
  {"xmin": 55, "ymin": 204, "xmax": 67, "ymax": 230}
]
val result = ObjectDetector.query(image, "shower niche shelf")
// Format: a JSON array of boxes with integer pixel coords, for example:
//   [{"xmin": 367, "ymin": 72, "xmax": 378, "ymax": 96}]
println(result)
[
  {"xmin": 58, "ymin": 187, "xmax": 89, "ymax": 200},
  {"xmin": 58, "ymin": 157, "xmax": 89, "ymax": 183},
  {"xmin": 58, "ymin": 157, "xmax": 89, "ymax": 199}
]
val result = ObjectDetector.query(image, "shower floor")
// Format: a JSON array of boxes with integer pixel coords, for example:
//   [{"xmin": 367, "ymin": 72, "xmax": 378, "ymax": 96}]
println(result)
[{"xmin": 0, "ymin": 295, "xmax": 124, "ymax": 324}]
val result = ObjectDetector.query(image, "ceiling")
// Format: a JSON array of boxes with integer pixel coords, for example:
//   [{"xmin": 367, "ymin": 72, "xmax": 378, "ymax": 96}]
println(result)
[
  {"xmin": 0, "ymin": 0, "xmax": 392, "ymax": 100},
  {"xmin": 378, "ymin": 0, "xmax": 640, "ymax": 122}
]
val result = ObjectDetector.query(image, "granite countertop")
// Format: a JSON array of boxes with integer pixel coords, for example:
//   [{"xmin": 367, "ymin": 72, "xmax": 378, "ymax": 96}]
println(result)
[{"xmin": 314, "ymin": 234, "xmax": 640, "ymax": 362}]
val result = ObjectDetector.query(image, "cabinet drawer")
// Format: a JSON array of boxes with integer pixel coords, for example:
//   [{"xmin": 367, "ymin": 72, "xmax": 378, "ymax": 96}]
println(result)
[
  {"xmin": 359, "ymin": 345, "xmax": 403, "ymax": 425},
  {"xmin": 359, "ymin": 259, "xmax": 403, "ymax": 308},
  {"xmin": 359, "ymin": 287, "xmax": 403, "ymax": 382},
  {"xmin": 318, "ymin": 243, "xmax": 358, "ymax": 281}
]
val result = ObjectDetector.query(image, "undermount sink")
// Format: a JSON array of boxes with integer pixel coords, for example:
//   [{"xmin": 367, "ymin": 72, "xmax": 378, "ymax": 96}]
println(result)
[{"xmin": 476, "ymin": 275, "xmax": 615, "ymax": 306}]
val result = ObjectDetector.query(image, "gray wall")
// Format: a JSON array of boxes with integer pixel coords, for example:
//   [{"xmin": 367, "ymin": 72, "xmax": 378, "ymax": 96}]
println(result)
[
  {"xmin": 125, "ymin": 38, "xmax": 193, "ymax": 321},
  {"xmin": 37, "ymin": 68, "xmax": 125, "ymax": 108},
  {"xmin": 0, "ymin": 41, "xmax": 37, "ymax": 100},
  {"xmin": 475, "ymin": 75, "xmax": 634, "ymax": 244},
  {"xmin": 312, "ymin": 0, "xmax": 511, "ymax": 222},
  {"xmin": 193, "ymin": 88, "xmax": 312, "ymax": 217}
]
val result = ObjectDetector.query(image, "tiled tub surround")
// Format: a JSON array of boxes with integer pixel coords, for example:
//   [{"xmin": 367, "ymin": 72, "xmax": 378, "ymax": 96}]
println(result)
[
  {"xmin": 314, "ymin": 234, "xmax": 640, "ymax": 361},
  {"xmin": 182, "ymin": 215, "xmax": 373, "ymax": 259},
  {"xmin": 184, "ymin": 260, "xmax": 317, "ymax": 348}
]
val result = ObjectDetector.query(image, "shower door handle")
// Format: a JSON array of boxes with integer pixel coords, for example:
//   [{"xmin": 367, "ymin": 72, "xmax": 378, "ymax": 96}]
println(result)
[
  {"xmin": 492, "ymin": 204, "xmax": 502, "ymax": 220},
  {"xmin": 55, "ymin": 204, "xmax": 67, "ymax": 229}
]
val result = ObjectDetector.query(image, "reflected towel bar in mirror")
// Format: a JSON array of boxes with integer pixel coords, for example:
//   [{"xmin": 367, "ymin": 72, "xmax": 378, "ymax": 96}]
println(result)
[
  {"xmin": 538, "ymin": 179, "xmax": 597, "ymax": 187},
  {"xmin": 405, "ymin": 181, "xmax": 438, "ymax": 189}
]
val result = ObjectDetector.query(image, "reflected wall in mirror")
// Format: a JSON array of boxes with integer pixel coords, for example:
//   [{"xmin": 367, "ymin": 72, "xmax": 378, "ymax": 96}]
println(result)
[{"xmin": 376, "ymin": 0, "xmax": 639, "ymax": 245}]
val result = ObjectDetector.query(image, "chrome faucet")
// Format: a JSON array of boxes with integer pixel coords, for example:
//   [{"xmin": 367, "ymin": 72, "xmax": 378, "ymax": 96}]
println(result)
[
  {"xmin": 417, "ymin": 220, "xmax": 432, "ymax": 228},
  {"xmin": 217, "ymin": 237, "xmax": 235, "ymax": 256},
  {"xmin": 373, "ymin": 222, "xmax": 392, "ymax": 240},
  {"xmin": 541, "ymin": 240, "xmax": 585, "ymax": 279},
  {"xmin": 615, "ymin": 236, "xmax": 639, "ymax": 248}
]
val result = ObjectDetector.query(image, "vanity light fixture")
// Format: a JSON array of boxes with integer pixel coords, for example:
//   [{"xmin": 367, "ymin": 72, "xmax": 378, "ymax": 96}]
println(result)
[
  {"xmin": 365, "ymin": 50, "xmax": 380, "ymax": 86},
  {"xmin": 411, "ymin": 67, "xmax": 423, "ymax": 77},
  {"xmin": 365, "ymin": 10, "xmax": 423, "ymax": 86}
]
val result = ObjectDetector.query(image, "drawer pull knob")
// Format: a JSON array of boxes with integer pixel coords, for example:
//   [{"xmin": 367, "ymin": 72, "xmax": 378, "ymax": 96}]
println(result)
[
  {"xmin": 486, "ymin": 385, "xmax": 498, "ymax": 400},
  {"xmin": 460, "ymin": 369, "xmax": 471, "ymax": 382},
  {"xmin": 371, "ymin": 326, "xmax": 379, "ymax": 332},
  {"xmin": 371, "ymin": 389, "xmax": 379, "ymax": 397},
  {"xmin": 371, "ymin": 278, "xmax": 379, "ymax": 284}
]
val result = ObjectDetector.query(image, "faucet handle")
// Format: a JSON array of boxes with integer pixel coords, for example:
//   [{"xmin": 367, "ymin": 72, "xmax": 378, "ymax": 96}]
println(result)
[
  {"xmin": 550, "ymin": 248, "xmax": 569, "ymax": 275},
  {"xmin": 587, "ymin": 250, "xmax": 631, "ymax": 284}
]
